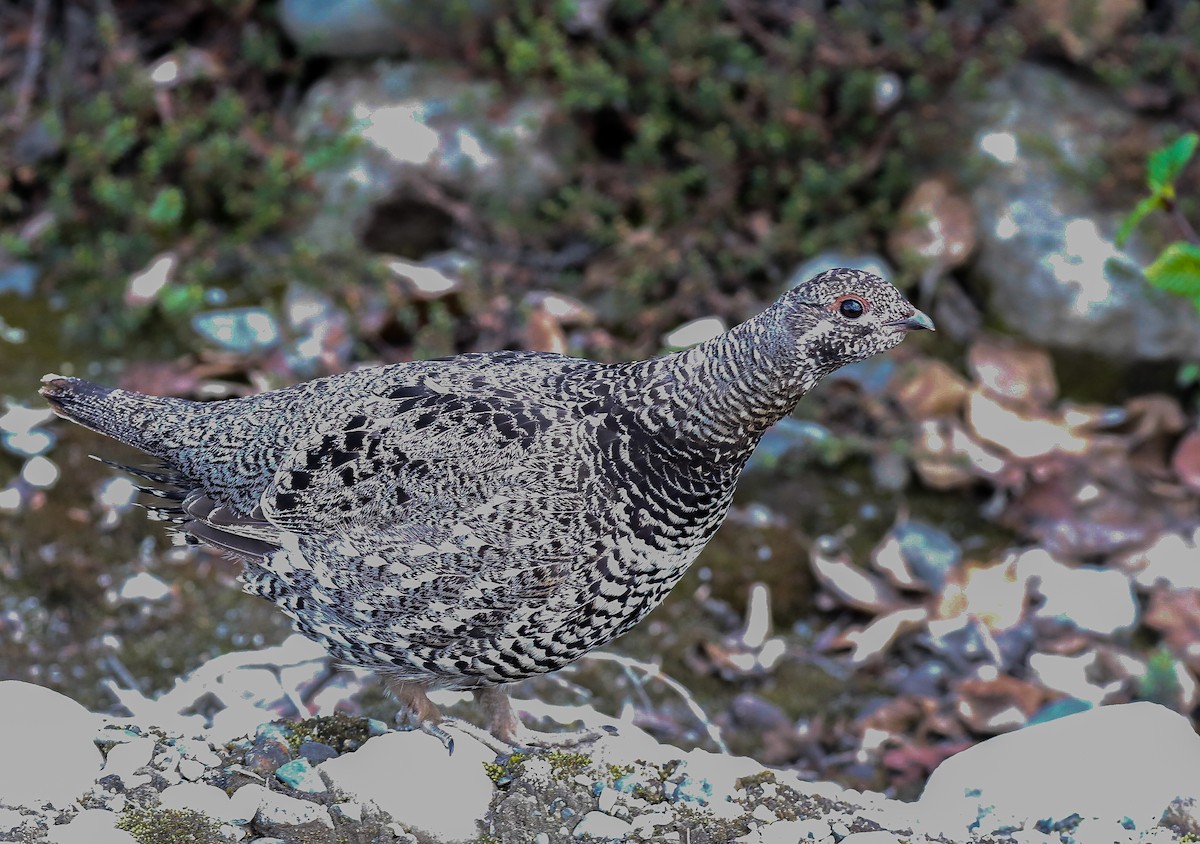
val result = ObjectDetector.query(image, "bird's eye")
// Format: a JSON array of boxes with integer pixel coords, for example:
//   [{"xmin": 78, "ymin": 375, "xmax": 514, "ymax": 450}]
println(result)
[{"xmin": 838, "ymin": 297, "xmax": 866, "ymax": 319}]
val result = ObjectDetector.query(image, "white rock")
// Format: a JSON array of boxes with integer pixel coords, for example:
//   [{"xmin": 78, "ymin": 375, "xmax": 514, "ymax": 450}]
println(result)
[
  {"xmin": 158, "ymin": 782, "xmax": 234, "ymax": 821},
  {"xmin": 177, "ymin": 758, "xmax": 206, "ymax": 781},
  {"xmin": 331, "ymin": 801, "xmax": 363, "ymax": 822},
  {"xmin": 631, "ymin": 812, "xmax": 673, "ymax": 833},
  {"xmin": 840, "ymin": 832, "xmax": 903, "ymax": 844},
  {"xmin": 257, "ymin": 797, "xmax": 333, "ymax": 831},
  {"xmin": 0, "ymin": 682, "xmax": 102, "ymax": 807},
  {"xmin": 919, "ymin": 702, "xmax": 1200, "ymax": 837},
  {"xmin": 46, "ymin": 808, "xmax": 136, "ymax": 844},
  {"xmin": 101, "ymin": 737, "xmax": 155, "ymax": 781},
  {"xmin": 758, "ymin": 819, "xmax": 830, "ymax": 844},
  {"xmin": 751, "ymin": 804, "xmax": 776, "ymax": 823},
  {"xmin": 571, "ymin": 810, "xmax": 633, "ymax": 840},
  {"xmin": 0, "ymin": 807, "xmax": 27, "ymax": 834},
  {"xmin": 1020, "ymin": 553, "xmax": 1138, "ymax": 636},
  {"xmin": 319, "ymin": 730, "xmax": 493, "ymax": 843}
]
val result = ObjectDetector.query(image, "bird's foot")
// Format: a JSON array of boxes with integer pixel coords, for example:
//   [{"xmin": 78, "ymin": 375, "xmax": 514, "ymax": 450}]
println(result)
[
  {"xmin": 390, "ymin": 680, "xmax": 455, "ymax": 754},
  {"xmin": 395, "ymin": 707, "xmax": 457, "ymax": 755},
  {"xmin": 473, "ymin": 686, "xmax": 616, "ymax": 754}
]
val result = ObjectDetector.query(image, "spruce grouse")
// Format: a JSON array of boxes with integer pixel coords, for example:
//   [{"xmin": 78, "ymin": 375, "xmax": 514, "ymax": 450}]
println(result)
[{"xmin": 41, "ymin": 268, "xmax": 932, "ymax": 748}]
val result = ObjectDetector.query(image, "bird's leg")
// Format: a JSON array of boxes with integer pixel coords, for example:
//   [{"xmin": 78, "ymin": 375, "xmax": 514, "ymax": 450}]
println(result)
[
  {"xmin": 473, "ymin": 686, "xmax": 616, "ymax": 750},
  {"xmin": 390, "ymin": 681, "xmax": 456, "ymax": 754}
]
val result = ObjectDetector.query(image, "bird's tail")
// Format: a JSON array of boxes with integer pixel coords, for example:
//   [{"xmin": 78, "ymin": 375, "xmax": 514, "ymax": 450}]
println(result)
[{"xmin": 39, "ymin": 374, "xmax": 198, "ymax": 458}]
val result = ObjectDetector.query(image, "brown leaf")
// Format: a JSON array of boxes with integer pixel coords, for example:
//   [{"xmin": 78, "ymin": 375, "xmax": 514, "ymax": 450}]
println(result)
[
  {"xmin": 954, "ymin": 674, "xmax": 1047, "ymax": 734},
  {"xmin": 1144, "ymin": 587, "xmax": 1200, "ymax": 672},
  {"xmin": 1171, "ymin": 428, "xmax": 1200, "ymax": 493}
]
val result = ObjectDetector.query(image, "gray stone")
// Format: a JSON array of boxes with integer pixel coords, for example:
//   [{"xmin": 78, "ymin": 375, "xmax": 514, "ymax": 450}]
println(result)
[
  {"xmin": 919, "ymin": 702, "xmax": 1200, "ymax": 837},
  {"xmin": 571, "ymin": 810, "xmax": 633, "ymax": 840},
  {"xmin": 296, "ymin": 61, "xmax": 567, "ymax": 253},
  {"xmin": 0, "ymin": 681, "xmax": 103, "ymax": 808},
  {"xmin": 46, "ymin": 808, "xmax": 136, "ymax": 844},
  {"xmin": 159, "ymin": 782, "xmax": 235, "ymax": 822},
  {"xmin": 964, "ymin": 62, "xmax": 1200, "ymax": 361},
  {"xmin": 320, "ymin": 730, "xmax": 493, "ymax": 843}
]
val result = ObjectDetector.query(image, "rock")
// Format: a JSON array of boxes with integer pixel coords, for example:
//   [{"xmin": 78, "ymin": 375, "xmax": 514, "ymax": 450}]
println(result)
[
  {"xmin": 297, "ymin": 61, "xmax": 566, "ymax": 253},
  {"xmin": 158, "ymin": 782, "xmax": 235, "ymax": 822},
  {"xmin": 279, "ymin": 0, "xmax": 500, "ymax": 58},
  {"xmin": 101, "ymin": 737, "xmax": 156, "ymax": 783},
  {"xmin": 230, "ymin": 783, "xmax": 333, "ymax": 834},
  {"xmin": 919, "ymin": 702, "xmax": 1200, "ymax": 837},
  {"xmin": 275, "ymin": 757, "xmax": 327, "ymax": 793},
  {"xmin": 964, "ymin": 62, "xmax": 1200, "ymax": 362},
  {"xmin": 571, "ymin": 810, "xmax": 633, "ymax": 840},
  {"xmin": 319, "ymin": 730, "xmax": 494, "ymax": 843},
  {"xmin": 1020, "ymin": 552, "xmax": 1139, "ymax": 637},
  {"xmin": 191, "ymin": 308, "xmax": 280, "ymax": 354},
  {"xmin": 888, "ymin": 178, "xmax": 977, "ymax": 277},
  {"xmin": 46, "ymin": 808, "xmax": 136, "ymax": 844},
  {"xmin": 0, "ymin": 681, "xmax": 103, "ymax": 808},
  {"xmin": 297, "ymin": 741, "xmax": 339, "ymax": 764}
]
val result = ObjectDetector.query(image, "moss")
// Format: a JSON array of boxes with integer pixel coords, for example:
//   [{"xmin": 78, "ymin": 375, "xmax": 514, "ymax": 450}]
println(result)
[
  {"xmin": 116, "ymin": 807, "xmax": 224, "ymax": 844},
  {"xmin": 483, "ymin": 751, "xmax": 527, "ymax": 785},
  {"xmin": 285, "ymin": 713, "xmax": 373, "ymax": 754}
]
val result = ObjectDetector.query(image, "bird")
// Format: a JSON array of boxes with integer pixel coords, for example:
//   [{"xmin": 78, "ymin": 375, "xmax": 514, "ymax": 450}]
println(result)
[{"xmin": 41, "ymin": 268, "xmax": 932, "ymax": 751}]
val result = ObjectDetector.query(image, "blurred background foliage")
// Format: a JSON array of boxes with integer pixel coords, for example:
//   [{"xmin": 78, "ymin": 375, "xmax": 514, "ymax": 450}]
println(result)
[{"xmin": 0, "ymin": 0, "xmax": 1194, "ymax": 362}]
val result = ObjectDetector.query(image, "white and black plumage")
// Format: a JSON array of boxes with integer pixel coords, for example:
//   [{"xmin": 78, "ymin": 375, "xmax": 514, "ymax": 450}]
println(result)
[{"xmin": 41, "ymin": 268, "xmax": 931, "ymax": 747}]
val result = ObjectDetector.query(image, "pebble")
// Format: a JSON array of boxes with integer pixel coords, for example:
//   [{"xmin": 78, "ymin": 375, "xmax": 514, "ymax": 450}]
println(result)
[
  {"xmin": 320, "ymin": 730, "xmax": 493, "ymax": 843},
  {"xmin": 244, "ymin": 738, "xmax": 291, "ymax": 776},
  {"xmin": 159, "ymin": 782, "xmax": 234, "ymax": 821},
  {"xmin": 330, "ymin": 802, "xmax": 363, "ymax": 822},
  {"xmin": 571, "ymin": 810, "xmax": 633, "ymax": 840},
  {"xmin": 102, "ymin": 738, "xmax": 155, "ymax": 781},
  {"xmin": 233, "ymin": 783, "xmax": 333, "ymax": 831},
  {"xmin": 178, "ymin": 758, "xmax": 206, "ymax": 781},
  {"xmin": 275, "ymin": 758, "xmax": 327, "ymax": 793},
  {"xmin": 533, "ymin": 834, "xmax": 550, "ymax": 844},
  {"xmin": 297, "ymin": 740, "xmax": 339, "ymax": 764}
]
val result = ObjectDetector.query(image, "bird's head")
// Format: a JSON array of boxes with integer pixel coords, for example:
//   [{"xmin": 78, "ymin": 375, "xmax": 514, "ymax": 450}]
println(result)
[{"xmin": 780, "ymin": 268, "xmax": 933, "ymax": 377}]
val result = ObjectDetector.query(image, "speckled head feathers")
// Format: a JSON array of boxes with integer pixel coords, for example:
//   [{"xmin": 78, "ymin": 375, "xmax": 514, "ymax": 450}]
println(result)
[{"xmin": 778, "ymin": 267, "xmax": 932, "ymax": 376}]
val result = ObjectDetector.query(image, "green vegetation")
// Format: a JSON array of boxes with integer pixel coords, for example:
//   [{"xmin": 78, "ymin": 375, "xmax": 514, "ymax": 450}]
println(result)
[
  {"xmin": 484, "ymin": 0, "xmax": 1021, "ymax": 334},
  {"xmin": 1, "ymin": 8, "xmax": 361, "ymax": 351},
  {"xmin": 1119, "ymin": 131, "xmax": 1200, "ymax": 384},
  {"xmin": 116, "ymin": 807, "xmax": 225, "ymax": 844}
]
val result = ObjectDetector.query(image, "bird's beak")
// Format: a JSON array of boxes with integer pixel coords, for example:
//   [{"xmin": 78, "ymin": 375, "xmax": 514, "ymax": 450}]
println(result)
[{"xmin": 887, "ymin": 309, "xmax": 935, "ymax": 332}]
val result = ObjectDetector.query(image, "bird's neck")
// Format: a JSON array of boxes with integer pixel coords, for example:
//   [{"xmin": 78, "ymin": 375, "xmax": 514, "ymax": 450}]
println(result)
[{"xmin": 618, "ymin": 306, "xmax": 822, "ymax": 452}]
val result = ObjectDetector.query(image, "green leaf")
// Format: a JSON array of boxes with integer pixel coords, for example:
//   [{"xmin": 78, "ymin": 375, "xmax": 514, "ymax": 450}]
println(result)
[
  {"xmin": 146, "ymin": 187, "xmax": 184, "ymax": 228},
  {"xmin": 1116, "ymin": 195, "xmax": 1162, "ymax": 247},
  {"xmin": 1148, "ymin": 132, "xmax": 1198, "ymax": 193},
  {"xmin": 1144, "ymin": 241, "xmax": 1200, "ymax": 300}
]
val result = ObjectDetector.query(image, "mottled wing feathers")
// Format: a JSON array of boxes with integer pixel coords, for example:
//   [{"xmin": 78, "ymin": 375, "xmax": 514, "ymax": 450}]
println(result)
[{"xmin": 260, "ymin": 377, "xmax": 569, "ymax": 537}]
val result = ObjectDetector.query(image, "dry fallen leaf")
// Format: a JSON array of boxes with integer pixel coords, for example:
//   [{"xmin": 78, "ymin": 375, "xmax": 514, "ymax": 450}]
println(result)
[
  {"xmin": 1171, "ymin": 428, "xmax": 1200, "ymax": 493},
  {"xmin": 966, "ymin": 390, "xmax": 1089, "ymax": 460},
  {"xmin": 955, "ymin": 673, "xmax": 1047, "ymax": 734}
]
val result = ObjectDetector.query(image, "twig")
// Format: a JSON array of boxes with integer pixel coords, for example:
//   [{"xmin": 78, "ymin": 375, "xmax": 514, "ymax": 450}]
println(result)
[
  {"xmin": 8, "ymin": 0, "xmax": 50, "ymax": 129},
  {"xmin": 583, "ymin": 651, "xmax": 730, "ymax": 753}
]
